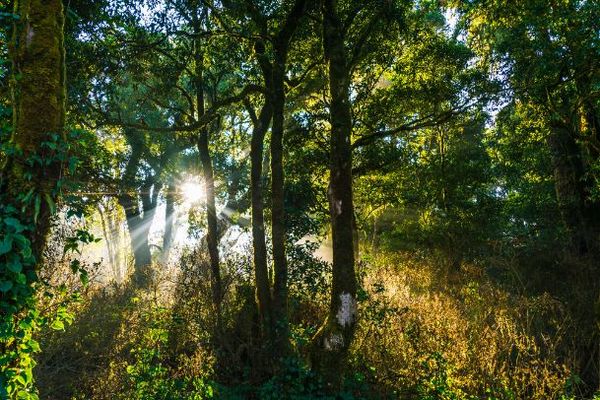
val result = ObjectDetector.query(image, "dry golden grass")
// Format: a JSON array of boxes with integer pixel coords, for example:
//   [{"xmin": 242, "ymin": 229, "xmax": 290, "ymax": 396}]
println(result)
[{"xmin": 352, "ymin": 251, "xmax": 572, "ymax": 399}]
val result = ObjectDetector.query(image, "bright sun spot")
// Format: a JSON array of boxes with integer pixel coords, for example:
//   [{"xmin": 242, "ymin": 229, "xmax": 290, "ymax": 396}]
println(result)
[{"xmin": 182, "ymin": 181, "xmax": 205, "ymax": 204}]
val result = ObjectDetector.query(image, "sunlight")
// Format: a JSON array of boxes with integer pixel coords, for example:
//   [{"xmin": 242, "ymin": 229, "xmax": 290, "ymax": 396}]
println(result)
[{"xmin": 182, "ymin": 181, "xmax": 205, "ymax": 204}]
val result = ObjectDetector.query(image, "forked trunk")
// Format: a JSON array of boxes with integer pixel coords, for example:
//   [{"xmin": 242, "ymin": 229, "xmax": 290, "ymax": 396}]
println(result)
[{"xmin": 251, "ymin": 99, "xmax": 274, "ymax": 339}]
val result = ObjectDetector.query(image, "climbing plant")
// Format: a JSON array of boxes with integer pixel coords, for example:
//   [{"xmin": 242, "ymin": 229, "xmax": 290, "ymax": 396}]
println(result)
[{"xmin": 0, "ymin": 131, "xmax": 94, "ymax": 399}]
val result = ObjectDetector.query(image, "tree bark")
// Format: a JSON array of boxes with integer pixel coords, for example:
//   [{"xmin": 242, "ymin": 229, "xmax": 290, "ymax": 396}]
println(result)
[
  {"xmin": 250, "ymin": 96, "xmax": 274, "ymax": 340},
  {"xmin": 270, "ymin": 48, "xmax": 290, "ymax": 356},
  {"xmin": 162, "ymin": 180, "xmax": 176, "ymax": 264},
  {"xmin": 1, "ymin": 1, "xmax": 66, "ymax": 390},
  {"xmin": 311, "ymin": 0, "xmax": 358, "ymax": 388},
  {"xmin": 193, "ymin": 12, "xmax": 223, "ymax": 322},
  {"xmin": 6, "ymin": 0, "xmax": 66, "ymax": 260},
  {"xmin": 268, "ymin": 0, "xmax": 307, "ymax": 359},
  {"xmin": 547, "ymin": 122, "xmax": 591, "ymax": 254}
]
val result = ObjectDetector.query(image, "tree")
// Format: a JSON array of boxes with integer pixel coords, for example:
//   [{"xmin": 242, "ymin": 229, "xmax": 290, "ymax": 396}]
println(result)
[
  {"xmin": 456, "ymin": 0, "xmax": 600, "ymax": 390},
  {"xmin": 310, "ymin": 0, "xmax": 357, "ymax": 387},
  {"xmin": 219, "ymin": 0, "xmax": 309, "ymax": 360},
  {"xmin": 5, "ymin": 0, "xmax": 66, "ymax": 258},
  {"xmin": 1, "ymin": 0, "xmax": 67, "ymax": 396},
  {"xmin": 456, "ymin": 0, "xmax": 600, "ymax": 254}
]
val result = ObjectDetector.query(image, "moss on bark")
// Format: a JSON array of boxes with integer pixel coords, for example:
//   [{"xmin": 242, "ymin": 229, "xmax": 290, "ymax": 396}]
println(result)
[{"xmin": 7, "ymin": 0, "xmax": 66, "ymax": 260}]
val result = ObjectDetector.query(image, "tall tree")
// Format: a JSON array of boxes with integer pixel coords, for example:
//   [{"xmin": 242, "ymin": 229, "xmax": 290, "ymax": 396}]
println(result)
[
  {"xmin": 269, "ymin": 0, "xmax": 308, "ymax": 356},
  {"xmin": 311, "ymin": 0, "xmax": 357, "ymax": 387},
  {"xmin": 192, "ymin": 3, "xmax": 223, "ymax": 323},
  {"xmin": 1, "ymin": 0, "xmax": 66, "ymax": 395},
  {"xmin": 456, "ymin": 0, "xmax": 600, "ymax": 254},
  {"xmin": 220, "ymin": 0, "xmax": 308, "ymax": 359},
  {"xmin": 5, "ymin": 0, "xmax": 66, "ymax": 258}
]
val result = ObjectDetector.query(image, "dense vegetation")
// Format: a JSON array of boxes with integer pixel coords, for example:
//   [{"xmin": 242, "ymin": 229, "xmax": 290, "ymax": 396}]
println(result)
[{"xmin": 0, "ymin": 0, "xmax": 599, "ymax": 399}]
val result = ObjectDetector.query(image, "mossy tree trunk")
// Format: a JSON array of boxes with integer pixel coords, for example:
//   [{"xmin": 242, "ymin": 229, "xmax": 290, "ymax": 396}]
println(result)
[
  {"xmin": 311, "ymin": 0, "xmax": 357, "ymax": 389},
  {"xmin": 7, "ymin": 0, "xmax": 66, "ymax": 260}
]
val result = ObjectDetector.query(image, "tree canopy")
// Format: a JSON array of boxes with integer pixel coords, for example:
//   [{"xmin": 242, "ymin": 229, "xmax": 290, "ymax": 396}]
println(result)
[{"xmin": 0, "ymin": 0, "xmax": 599, "ymax": 399}]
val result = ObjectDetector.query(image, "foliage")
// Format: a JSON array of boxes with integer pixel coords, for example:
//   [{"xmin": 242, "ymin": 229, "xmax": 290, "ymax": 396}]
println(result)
[
  {"xmin": 0, "ymin": 131, "xmax": 96, "ymax": 398},
  {"xmin": 1, "ymin": 0, "xmax": 599, "ymax": 398},
  {"xmin": 118, "ymin": 304, "xmax": 215, "ymax": 400}
]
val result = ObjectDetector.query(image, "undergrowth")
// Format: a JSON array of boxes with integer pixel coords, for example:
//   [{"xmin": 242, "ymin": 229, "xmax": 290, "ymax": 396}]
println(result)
[{"xmin": 34, "ymin": 246, "xmax": 596, "ymax": 399}]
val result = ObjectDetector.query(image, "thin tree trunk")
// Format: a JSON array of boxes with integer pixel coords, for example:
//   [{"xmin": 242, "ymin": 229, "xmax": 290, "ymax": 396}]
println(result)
[
  {"xmin": 311, "ymin": 0, "xmax": 357, "ymax": 388},
  {"xmin": 106, "ymin": 202, "xmax": 124, "ymax": 283},
  {"xmin": 199, "ymin": 123, "xmax": 222, "ymax": 316},
  {"xmin": 98, "ymin": 203, "xmax": 120, "ymax": 282},
  {"xmin": 193, "ymin": 14, "xmax": 222, "ymax": 322},
  {"xmin": 270, "ymin": 51, "xmax": 289, "ymax": 355},
  {"xmin": 162, "ymin": 180, "xmax": 176, "ymax": 264},
  {"xmin": 268, "ymin": 0, "xmax": 307, "ymax": 360}
]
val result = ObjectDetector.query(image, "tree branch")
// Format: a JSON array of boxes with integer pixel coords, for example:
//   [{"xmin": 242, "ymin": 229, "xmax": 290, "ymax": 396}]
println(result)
[{"xmin": 91, "ymin": 84, "xmax": 264, "ymax": 133}]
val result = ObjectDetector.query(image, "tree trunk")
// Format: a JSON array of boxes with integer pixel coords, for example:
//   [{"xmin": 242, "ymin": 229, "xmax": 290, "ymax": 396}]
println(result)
[
  {"xmin": 311, "ymin": 0, "xmax": 357, "ymax": 388},
  {"xmin": 119, "ymin": 194, "xmax": 150, "ymax": 275},
  {"xmin": 108, "ymin": 203, "xmax": 125, "ymax": 283},
  {"xmin": 162, "ymin": 180, "xmax": 176, "ymax": 264},
  {"xmin": 98, "ymin": 202, "xmax": 121, "ymax": 282},
  {"xmin": 270, "ymin": 50, "xmax": 289, "ymax": 356},
  {"xmin": 193, "ymin": 15, "xmax": 223, "ymax": 322},
  {"xmin": 6, "ymin": 0, "xmax": 66, "ymax": 260},
  {"xmin": 1, "ymin": 1, "xmax": 66, "ymax": 392},
  {"xmin": 118, "ymin": 176, "xmax": 160, "ymax": 284},
  {"xmin": 250, "ymin": 98, "xmax": 274, "ymax": 339},
  {"xmin": 199, "ymin": 125, "xmax": 222, "ymax": 315},
  {"xmin": 546, "ymin": 122, "xmax": 591, "ymax": 253},
  {"xmin": 268, "ymin": 0, "xmax": 307, "ymax": 360}
]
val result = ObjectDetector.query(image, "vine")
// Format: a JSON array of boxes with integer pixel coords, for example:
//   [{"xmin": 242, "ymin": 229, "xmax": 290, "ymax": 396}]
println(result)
[{"xmin": 0, "ymin": 130, "xmax": 92, "ymax": 399}]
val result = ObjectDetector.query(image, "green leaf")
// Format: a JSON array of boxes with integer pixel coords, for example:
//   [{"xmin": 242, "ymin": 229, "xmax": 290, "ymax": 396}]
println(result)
[
  {"xmin": 15, "ymin": 273, "xmax": 26, "ymax": 285},
  {"xmin": 50, "ymin": 319, "xmax": 65, "ymax": 331},
  {"xmin": 7, "ymin": 258, "xmax": 22, "ymax": 273},
  {"xmin": 0, "ymin": 235, "xmax": 13, "ymax": 255},
  {"xmin": 80, "ymin": 271, "xmax": 89, "ymax": 286},
  {"xmin": 44, "ymin": 193, "xmax": 56, "ymax": 215},
  {"xmin": 4, "ymin": 217, "xmax": 25, "ymax": 232},
  {"xmin": 0, "ymin": 280, "xmax": 13, "ymax": 292},
  {"xmin": 22, "ymin": 188, "xmax": 35, "ymax": 204},
  {"xmin": 34, "ymin": 194, "xmax": 41, "ymax": 224},
  {"xmin": 20, "ymin": 246, "xmax": 32, "ymax": 260},
  {"xmin": 70, "ymin": 259, "xmax": 81, "ymax": 273}
]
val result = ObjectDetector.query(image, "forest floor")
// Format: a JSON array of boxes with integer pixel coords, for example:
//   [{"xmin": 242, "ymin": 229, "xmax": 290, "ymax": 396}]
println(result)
[{"xmin": 33, "ymin": 247, "xmax": 586, "ymax": 400}]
